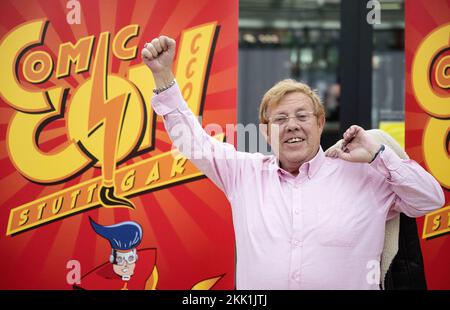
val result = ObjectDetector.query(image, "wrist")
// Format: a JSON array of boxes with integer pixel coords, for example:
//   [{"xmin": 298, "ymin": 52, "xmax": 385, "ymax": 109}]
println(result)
[
  {"xmin": 369, "ymin": 144, "xmax": 385, "ymax": 163},
  {"xmin": 153, "ymin": 79, "xmax": 176, "ymax": 95},
  {"xmin": 368, "ymin": 142, "xmax": 381, "ymax": 159},
  {"xmin": 153, "ymin": 70, "xmax": 174, "ymax": 88}
]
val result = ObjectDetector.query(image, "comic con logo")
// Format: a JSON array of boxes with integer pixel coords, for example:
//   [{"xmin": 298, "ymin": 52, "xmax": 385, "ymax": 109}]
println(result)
[
  {"xmin": 412, "ymin": 23, "xmax": 450, "ymax": 239},
  {"xmin": 411, "ymin": 23, "xmax": 450, "ymax": 189},
  {"xmin": 0, "ymin": 20, "xmax": 146, "ymax": 183},
  {"xmin": 0, "ymin": 19, "xmax": 218, "ymax": 235}
]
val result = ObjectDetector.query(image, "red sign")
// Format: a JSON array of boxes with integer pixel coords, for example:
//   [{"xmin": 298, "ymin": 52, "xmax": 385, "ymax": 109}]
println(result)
[
  {"xmin": 405, "ymin": 0, "xmax": 450, "ymax": 289},
  {"xmin": 0, "ymin": 0, "xmax": 237, "ymax": 289}
]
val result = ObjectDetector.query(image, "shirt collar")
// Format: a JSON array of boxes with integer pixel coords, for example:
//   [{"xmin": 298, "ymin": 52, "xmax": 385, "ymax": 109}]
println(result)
[{"xmin": 274, "ymin": 147, "xmax": 325, "ymax": 179}]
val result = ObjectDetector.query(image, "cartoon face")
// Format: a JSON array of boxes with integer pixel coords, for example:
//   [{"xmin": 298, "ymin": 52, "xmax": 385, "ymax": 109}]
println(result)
[{"xmin": 112, "ymin": 249, "xmax": 138, "ymax": 279}]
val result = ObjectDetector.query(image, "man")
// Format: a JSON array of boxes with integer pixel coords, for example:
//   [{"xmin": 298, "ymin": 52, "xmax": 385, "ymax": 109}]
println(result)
[{"xmin": 141, "ymin": 36, "xmax": 444, "ymax": 289}]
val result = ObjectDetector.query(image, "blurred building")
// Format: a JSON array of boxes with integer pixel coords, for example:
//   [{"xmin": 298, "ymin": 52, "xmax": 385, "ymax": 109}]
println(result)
[{"xmin": 237, "ymin": 0, "xmax": 405, "ymax": 151}]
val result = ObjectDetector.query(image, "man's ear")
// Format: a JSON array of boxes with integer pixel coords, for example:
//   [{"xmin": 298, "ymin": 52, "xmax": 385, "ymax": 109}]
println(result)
[{"xmin": 318, "ymin": 114, "xmax": 325, "ymax": 134}]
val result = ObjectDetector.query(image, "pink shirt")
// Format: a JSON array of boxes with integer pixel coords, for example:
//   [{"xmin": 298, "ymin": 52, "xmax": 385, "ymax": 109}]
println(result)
[{"xmin": 152, "ymin": 83, "xmax": 444, "ymax": 290}]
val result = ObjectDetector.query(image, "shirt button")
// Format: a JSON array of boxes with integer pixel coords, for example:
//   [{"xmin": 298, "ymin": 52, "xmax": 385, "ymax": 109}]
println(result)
[
  {"xmin": 294, "ymin": 209, "xmax": 300, "ymax": 215},
  {"xmin": 292, "ymin": 239, "xmax": 302, "ymax": 246}
]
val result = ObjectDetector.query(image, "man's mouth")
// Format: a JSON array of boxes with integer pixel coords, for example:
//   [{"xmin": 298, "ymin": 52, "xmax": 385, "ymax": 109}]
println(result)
[{"xmin": 284, "ymin": 137, "xmax": 305, "ymax": 144}]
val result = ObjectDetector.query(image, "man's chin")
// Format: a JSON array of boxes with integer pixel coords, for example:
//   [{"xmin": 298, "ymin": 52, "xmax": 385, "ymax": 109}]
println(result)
[
  {"xmin": 281, "ymin": 142, "xmax": 307, "ymax": 154},
  {"xmin": 281, "ymin": 150, "xmax": 306, "ymax": 161},
  {"xmin": 279, "ymin": 157, "xmax": 305, "ymax": 169}
]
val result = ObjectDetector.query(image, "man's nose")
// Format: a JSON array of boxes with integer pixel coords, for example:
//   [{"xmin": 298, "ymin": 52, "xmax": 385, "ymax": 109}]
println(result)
[{"xmin": 286, "ymin": 117, "xmax": 300, "ymax": 131}]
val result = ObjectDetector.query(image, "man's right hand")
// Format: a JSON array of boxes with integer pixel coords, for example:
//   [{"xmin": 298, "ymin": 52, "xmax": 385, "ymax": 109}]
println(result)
[{"xmin": 141, "ymin": 36, "xmax": 176, "ymax": 87}]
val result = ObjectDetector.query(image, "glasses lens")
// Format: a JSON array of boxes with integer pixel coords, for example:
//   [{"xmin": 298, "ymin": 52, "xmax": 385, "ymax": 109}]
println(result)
[
  {"xmin": 272, "ymin": 116, "xmax": 287, "ymax": 124},
  {"xmin": 127, "ymin": 255, "xmax": 136, "ymax": 264},
  {"xmin": 116, "ymin": 256, "xmax": 124, "ymax": 265},
  {"xmin": 296, "ymin": 113, "xmax": 308, "ymax": 122}
]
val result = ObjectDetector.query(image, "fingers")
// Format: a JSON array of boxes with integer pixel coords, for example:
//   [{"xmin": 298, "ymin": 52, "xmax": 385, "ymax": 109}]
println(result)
[
  {"xmin": 326, "ymin": 148, "xmax": 338, "ymax": 158},
  {"xmin": 147, "ymin": 43, "xmax": 158, "ymax": 58},
  {"xmin": 335, "ymin": 148, "xmax": 351, "ymax": 161},
  {"xmin": 141, "ymin": 48, "xmax": 153, "ymax": 61},
  {"xmin": 327, "ymin": 145, "xmax": 350, "ymax": 159},
  {"xmin": 165, "ymin": 36, "xmax": 176, "ymax": 50},
  {"xmin": 159, "ymin": 36, "xmax": 176, "ymax": 51},
  {"xmin": 345, "ymin": 125, "xmax": 363, "ymax": 138},
  {"xmin": 325, "ymin": 147, "xmax": 346, "ymax": 159},
  {"xmin": 343, "ymin": 126, "xmax": 355, "ymax": 141},
  {"xmin": 142, "ymin": 36, "xmax": 176, "ymax": 58},
  {"xmin": 142, "ymin": 42, "xmax": 158, "ymax": 60},
  {"xmin": 325, "ymin": 139, "xmax": 343, "ymax": 156},
  {"xmin": 159, "ymin": 36, "xmax": 169, "ymax": 51},
  {"xmin": 343, "ymin": 125, "xmax": 365, "ymax": 145},
  {"xmin": 151, "ymin": 38, "xmax": 163, "ymax": 53},
  {"xmin": 326, "ymin": 139, "xmax": 355, "ymax": 161}
]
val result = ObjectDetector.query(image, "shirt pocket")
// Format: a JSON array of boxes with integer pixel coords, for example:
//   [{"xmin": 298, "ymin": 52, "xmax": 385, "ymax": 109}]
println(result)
[{"xmin": 316, "ymin": 201, "xmax": 360, "ymax": 247}]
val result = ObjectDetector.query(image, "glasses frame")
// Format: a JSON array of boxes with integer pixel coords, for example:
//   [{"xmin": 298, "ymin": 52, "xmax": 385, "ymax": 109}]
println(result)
[
  {"xmin": 268, "ymin": 111, "xmax": 316, "ymax": 125},
  {"xmin": 114, "ymin": 250, "xmax": 137, "ymax": 266}
]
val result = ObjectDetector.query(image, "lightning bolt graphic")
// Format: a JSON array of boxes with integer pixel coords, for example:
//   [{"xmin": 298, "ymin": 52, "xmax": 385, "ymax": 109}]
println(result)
[
  {"xmin": 87, "ymin": 32, "xmax": 134, "ymax": 209},
  {"xmin": 88, "ymin": 32, "xmax": 129, "ymax": 184}
]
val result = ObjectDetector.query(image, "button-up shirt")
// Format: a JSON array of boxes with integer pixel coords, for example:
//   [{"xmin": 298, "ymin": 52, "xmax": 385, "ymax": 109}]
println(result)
[{"xmin": 152, "ymin": 83, "xmax": 444, "ymax": 290}]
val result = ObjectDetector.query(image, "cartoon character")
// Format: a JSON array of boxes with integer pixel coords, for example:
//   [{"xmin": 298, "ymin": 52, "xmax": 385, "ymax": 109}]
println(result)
[
  {"xmin": 74, "ymin": 218, "xmax": 158, "ymax": 290},
  {"xmin": 92, "ymin": 218, "xmax": 141, "ymax": 281},
  {"xmin": 75, "ymin": 218, "xmax": 224, "ymax": 290}
]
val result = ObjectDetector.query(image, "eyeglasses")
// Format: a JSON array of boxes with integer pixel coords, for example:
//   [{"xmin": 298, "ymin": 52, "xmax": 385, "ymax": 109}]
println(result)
[
  {"xmin": 268, "ymin": 111, "xmax": 315, "ymax": 125},
  {"xmin": 115, "ymin": 251, "xmax": 137, "ymax": 266}
]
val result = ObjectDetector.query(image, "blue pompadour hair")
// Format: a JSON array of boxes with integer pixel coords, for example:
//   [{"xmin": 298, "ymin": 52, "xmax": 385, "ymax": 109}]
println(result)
[{"xmin": 89, "ymin": 217, "xmax": 143, "ymax": 251}]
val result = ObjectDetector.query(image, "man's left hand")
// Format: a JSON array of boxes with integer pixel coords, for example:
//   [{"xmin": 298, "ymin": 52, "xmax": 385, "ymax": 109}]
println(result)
[{"xmin": 326, "ymin": 125, "xmax": 381, "ymax": 163}]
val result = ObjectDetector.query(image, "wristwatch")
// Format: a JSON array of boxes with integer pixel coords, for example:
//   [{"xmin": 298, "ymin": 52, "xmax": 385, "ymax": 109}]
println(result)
[{"xmin": 369, "ymin": 144, "xmax": 385, "ymax": 163}]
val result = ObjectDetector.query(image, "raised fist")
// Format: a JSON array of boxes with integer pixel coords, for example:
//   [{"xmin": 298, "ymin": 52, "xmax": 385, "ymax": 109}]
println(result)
[{"xmin": 141, "ymin": 36, "xmax": 176, "ymax": 74}]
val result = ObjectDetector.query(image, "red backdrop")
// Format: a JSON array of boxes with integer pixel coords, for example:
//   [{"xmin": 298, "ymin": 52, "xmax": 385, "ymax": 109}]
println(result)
[
  {"xmin": 405, "ymin": 0, "xmax": 450, "ymax": 289},
  {"xmin": 0, "ymin": 0, "xmax": 238, "ymax": 289}
]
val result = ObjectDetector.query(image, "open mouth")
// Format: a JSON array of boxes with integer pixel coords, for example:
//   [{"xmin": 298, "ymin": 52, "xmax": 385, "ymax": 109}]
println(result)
[{"xmin": 284, "ymin": 137, "xmax": 305, "ymax": 144}]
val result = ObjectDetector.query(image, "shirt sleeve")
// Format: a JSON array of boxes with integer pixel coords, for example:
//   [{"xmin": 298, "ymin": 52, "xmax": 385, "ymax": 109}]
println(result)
[
  {"xmin": 151, "ymin": 82, "xmax": 248, "ymax": 200},
  {"xmin": 369, "ymin": 145, "xmax": 445, "ymax": 218}
]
